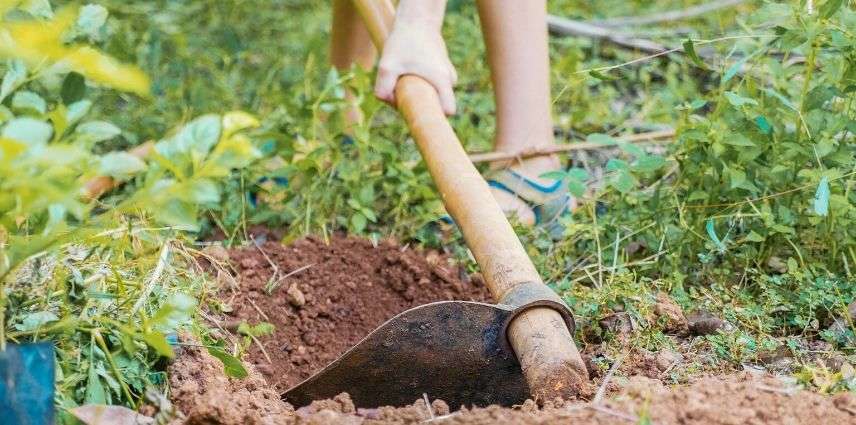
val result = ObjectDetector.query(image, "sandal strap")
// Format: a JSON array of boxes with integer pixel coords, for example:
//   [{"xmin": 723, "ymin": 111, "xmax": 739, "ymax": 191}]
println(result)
[{"xmin": 487, "ymin": 169, "xmax": 571, "ymax": 226}]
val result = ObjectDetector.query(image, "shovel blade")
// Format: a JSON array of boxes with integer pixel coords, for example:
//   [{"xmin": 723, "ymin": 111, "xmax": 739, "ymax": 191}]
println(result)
[{"xmin": 281, "ymin": 301, "xmax": 529, "ymax": 408}]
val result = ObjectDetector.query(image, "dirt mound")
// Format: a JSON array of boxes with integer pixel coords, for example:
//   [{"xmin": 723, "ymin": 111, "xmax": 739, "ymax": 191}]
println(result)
[{"xmin": 222, "ymin": 235, "xmax": 491, "ymax": 392}]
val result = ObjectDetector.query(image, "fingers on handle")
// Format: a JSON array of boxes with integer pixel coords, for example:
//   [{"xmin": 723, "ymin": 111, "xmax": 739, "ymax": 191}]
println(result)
[
  {"xmin": 375, "ymin": 64, "xmax": 457, "ymax": 116},
  {"xmin": 436, "ymin": 79, "xmax": 456, "ymax": 116},
  {"xmin": 374, "ymin": 64, "xmax": 399, "ymax": 105}
]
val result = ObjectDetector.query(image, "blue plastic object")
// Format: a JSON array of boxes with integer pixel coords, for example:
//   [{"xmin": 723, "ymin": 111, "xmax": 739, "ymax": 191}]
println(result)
[{"xmin": 0, "ymin": 342, "xmax": 55, "ymax": 425}]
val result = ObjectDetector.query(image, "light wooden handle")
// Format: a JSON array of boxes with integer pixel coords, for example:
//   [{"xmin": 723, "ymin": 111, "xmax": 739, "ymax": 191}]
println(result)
[
  {"xmin": 353, "ymin": 0, "xmax": 539, "ymax": 299},
  {"xmin": 396, "ymin": 77, "xmax": 542, "ymax": 298},
  {"xmin": 352, "ymin": 0, "xmax": 588, "ymax": 399}
]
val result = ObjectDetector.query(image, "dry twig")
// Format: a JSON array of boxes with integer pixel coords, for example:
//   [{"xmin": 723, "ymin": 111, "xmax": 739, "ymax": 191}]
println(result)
[
  {"xmin": 589, "ymin": 0, "xmax": 746, "ymax": 28},
  {"xmin": 547, "ymin": 16, "xmax": 670, "ymax": 54},
  {"xmin": 594, "ymin": 356, "xmax": 624, "ymax": 403},
  {"xmin": 468, "ymin": 129, "xmax": 674, "ymax": 164}
]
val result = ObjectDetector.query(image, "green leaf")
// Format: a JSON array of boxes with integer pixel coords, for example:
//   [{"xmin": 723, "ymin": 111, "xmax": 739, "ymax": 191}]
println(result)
[
  {"xmin": 722, "ymin": 48, "xmax": 761, "ymax": 83},
  {"xmin": 22, "ymin": 0, "xmax": 53, "ymax": 19},
  {"xmin": 66, "ymin": 100, "xmax": 93, "ymax": 124},
  {"xmin": 820, "ymin": 0, "xmax": 845, "ymax": 18},
  {"xmin": 804, "ymin": 85, "xmax": 838, "ymax": 112},
  {"xmin": 587, "ymin": 133, "xmax": 618, "ymax": 145},
  {"xmin": 157, "ymin": 114, "xmax": 222, "ymax": 159},
  {"xmin": 13, "ymin": 311, "xmax": 59, "ymax": 331},
  {"xmin": 75, "ymin": 4, "xmax": 108, "ymax": 38},
  {"xmin": 606, "ymin": 158, "xmax": 629, "ymax": 171},
  {"xmin": 154, "ymin": 198, "xmax": 199, "ymax": 230},
  {"xmin": 754, "ymin": 116, "xmax": 772, "ymax": 135},
  {"xmin": 566, "ymin": 168, "xmax": 589, "ymax": 181},
  {"xmin": 618, "ymin": 142, "xmax": 645, "ymax": 157},
  {"xmin": 723, "ymin": 133, "xmax": 756, "ymax": 147},
  {"xmin": 564, "ymin": 168, "xmax": 588, "ymax": 197},
  {"xmin": 99, "ymin": 152, "xmax": 146, "ymax": 180},
  {"xmin": 567, "ymin": 178, "xmax": 586, "ymax": 197},
  {"xmin": 762, "ymin": 88, "xmax": 797, "ymax": 111},
  {"xmin": 813, "ymin": 176, "xmax": 829, "ymax": 217},
  {"xmin": 728, "ymin": 168, "xmax": 747, "ymax": 190},
  {"xmin": 351, "ymin": 212, "xmax": 367, "ymax": 233},
  {"xmin": 633, "ymin": 155, "xmax": 666, "ymax": 172},
  {"xmin": 724, "ymin": 91, "xmax": 758, "ymax": 108},
  {"xmin": 11, "ymin": 91, "xmax": 47, "ymax": 115},
  {"xmin": 690, "ymin": 99, "xmax": 708, "ymax": 110},
  {"xmin": 682, "ymin": 39, "xmax": 706, "ymax": 68},
  {"xmin": 187, "ymin": 178, "xmax": 221, "ymax": 204},
  {"xmin": 142, "ymin": 331, "xmax": 175, "ymax": 358},
  {"xmin": 237, "ymin": 321, "xmax": 275, "ymax": 337},
  {"xmin": 61, "ymin": 72, "xmax": 87, "ymax": 105},
  {"xmin": 706, "ymin": 219, "xmax": 726, "ymax": 251},
  {"xmin": 150, "ymin": 293, "xmax": 196, "ymax": 329},
  {"xmin": 2, "ymin": 117, "xmax": 53, "ymax": 146},
  {"xmin": 76, "ymin": 121, "xmax": 122, "ymax": 142},
  {"xmin": 207, "ymin": 347, "xmax": 248, "ymax": 378},
  {"xmin": 745, "ymin": 231, "xmax": 765, "ymax": 242},
  {"xmin": 85, "ymin": 362, "xmax": 107, "ymax": 404},
  {"xmin": 611, "ymin": 169, "xmax": 636, "ymax": 193},
  {"xmin": 0, "ymin": 59, "xmax": 26, "ymax": 103}
]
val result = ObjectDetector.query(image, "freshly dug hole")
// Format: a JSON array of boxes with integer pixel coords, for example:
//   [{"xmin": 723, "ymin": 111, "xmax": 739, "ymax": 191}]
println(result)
[{"xmin": 217, "ymin": 235, "xmax": 491, "ymax": 392}]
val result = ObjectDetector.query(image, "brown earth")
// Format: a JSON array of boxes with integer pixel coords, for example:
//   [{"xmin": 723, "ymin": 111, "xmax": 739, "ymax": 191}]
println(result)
[
  {"xmin": 167, "ymin": 234, "xmax": 856, "ymax": 425},
  {"xmin": 215, "ymin": 234, "xmax": 491, "ymax": 392}
]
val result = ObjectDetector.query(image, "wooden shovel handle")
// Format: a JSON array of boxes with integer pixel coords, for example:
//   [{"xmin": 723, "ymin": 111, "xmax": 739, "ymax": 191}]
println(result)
[{"xmin": 352, "ymin": 0, "xmax": 588, "ymax": 399}]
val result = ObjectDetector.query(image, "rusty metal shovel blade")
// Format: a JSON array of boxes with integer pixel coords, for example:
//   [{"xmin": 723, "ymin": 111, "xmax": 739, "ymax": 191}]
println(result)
[{"xmin": 281, "ymin": 301, "xmax": 530, "ymax": 408}]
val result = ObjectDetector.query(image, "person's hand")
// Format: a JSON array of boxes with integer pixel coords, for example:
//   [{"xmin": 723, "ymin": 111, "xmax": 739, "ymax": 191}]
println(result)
[{"xmin": 374, "ymin": 13, "xmax": 457, "ymax": 115}]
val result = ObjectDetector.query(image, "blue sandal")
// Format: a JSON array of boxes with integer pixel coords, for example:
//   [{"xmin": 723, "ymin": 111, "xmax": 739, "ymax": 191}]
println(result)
[
  {"xmin": 436, "ymin": 169, "xmax": 574, "ymax": 239},
  {"xmin": 487, "ymin": 169, "xmax": 573, "ymax": 238}
]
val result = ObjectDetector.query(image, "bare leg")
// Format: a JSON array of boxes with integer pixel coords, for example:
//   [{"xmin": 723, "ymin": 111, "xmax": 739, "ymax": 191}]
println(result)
[
  {"xmin": 331, "ymin": 0, "xmax": 377, "ymax": 124},
  {"xmin": 476, "ymin": 0, "xmax": 567, "ymax": 224}
]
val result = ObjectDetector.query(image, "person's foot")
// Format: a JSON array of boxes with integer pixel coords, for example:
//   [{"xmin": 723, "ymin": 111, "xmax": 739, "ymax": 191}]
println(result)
[{"xmin": 488, "ymin": 155, "xmax": 577, "ymax": 227}]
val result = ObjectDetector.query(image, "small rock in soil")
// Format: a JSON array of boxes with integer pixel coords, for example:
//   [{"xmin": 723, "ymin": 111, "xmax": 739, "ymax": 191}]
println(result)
[
  {"xmin": 653, "ymin": 293, "xmax": 688, "ymax": 334},
  {"xmin": 598, "ymin": 312, "xmax": 634, "ymax": 337},
  {"xmin": 655, "ymin": 350, "xmax": 684, "ymax": 372},
  {"xmin": 686, "ymin": 310, "xmax": 729, "ymax": 335},
  {"xmin": 202, "ymin": 243, "xmax": 230, "ymax": 263},
  {"xmin": 287, "ymin": 284, "xmax": 306, "ymax": 308},
  {"xmin": 757, "ymin": 345, "xmax": 795, "ymax": 372}
]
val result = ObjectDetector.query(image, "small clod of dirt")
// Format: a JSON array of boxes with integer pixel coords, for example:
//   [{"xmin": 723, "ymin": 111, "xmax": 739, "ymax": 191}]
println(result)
[
  {"xmin": 653, "ymin": 293, "xmax": 688, "ymax": 334},
  {"xmin": 222, "ymin": 235, "xmax": 491, "ymax": 392},
  {"xmin": 168, "ymin": 341, "xmax": 294, "ymax": 425},
  {"xmin": 686, "ymin": 309, "xmax": 731, "ymax": 335}
]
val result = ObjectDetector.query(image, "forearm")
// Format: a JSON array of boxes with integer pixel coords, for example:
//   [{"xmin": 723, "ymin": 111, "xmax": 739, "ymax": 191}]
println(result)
[{"xmin": 394, "ymin": 0, "xmax": 447, "ymax": 31}]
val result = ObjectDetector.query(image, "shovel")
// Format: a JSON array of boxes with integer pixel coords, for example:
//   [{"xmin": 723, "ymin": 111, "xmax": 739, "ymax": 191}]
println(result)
[{"xmin": 282, "ymin": 0, "xmax": 588, "ymax": 408}]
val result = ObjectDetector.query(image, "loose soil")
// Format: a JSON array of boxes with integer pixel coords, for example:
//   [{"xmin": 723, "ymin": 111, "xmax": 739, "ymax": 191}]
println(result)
[
  {"xmin": 168, "ymin": 234, "xmax": 856, "ymax": 424},
  {"xmin": 215, "ymin": 234, "xmax": 491, "ymax": 392}
]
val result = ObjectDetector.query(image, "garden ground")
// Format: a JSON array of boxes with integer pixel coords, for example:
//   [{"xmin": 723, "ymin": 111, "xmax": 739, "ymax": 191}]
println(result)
[{"xmin": 165, "ymin": 232, "xmax": 856, "ymax": 424}]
